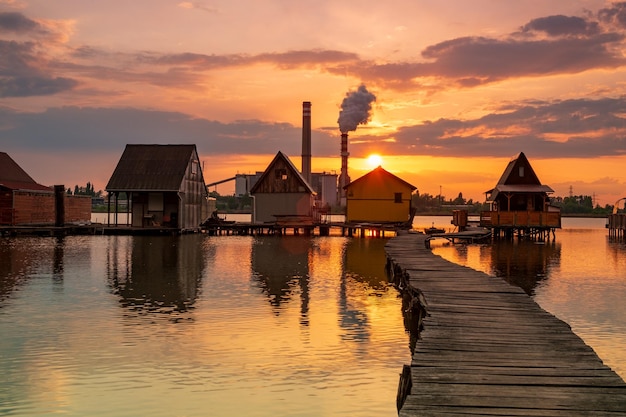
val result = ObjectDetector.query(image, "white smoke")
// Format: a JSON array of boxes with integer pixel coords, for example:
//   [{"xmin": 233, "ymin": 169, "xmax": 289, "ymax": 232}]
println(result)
[{"xmin": 337, "ymin": 84, "xmax": 376, "ymax": 133}]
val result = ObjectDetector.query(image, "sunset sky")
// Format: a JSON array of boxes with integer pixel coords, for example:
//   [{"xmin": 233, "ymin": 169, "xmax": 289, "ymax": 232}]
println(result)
[{"xmin": 2, "ymin": 0, "xmax": 626, "ymax": 205}]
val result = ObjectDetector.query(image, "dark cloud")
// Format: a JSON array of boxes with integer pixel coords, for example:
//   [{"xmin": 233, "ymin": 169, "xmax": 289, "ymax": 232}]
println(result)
[
  {"xmin": 0, "ymin": 11, "xmax": 64, "ymax": 41},
  {"xmin": 151, "ymin": 49, "xmax": 359, "ymax": 70},
  {"xmin": 374, "ymin": 97, "xmax": 626, "ymax": 158},
  {"xmin": 0, "ymin": 12, "xmax": 79, "ymax": 98},
  {"xmin": 2, "ymin": 97, "xmax": 625, "ymax": 161},
  {"xmin": 0, "ymin": 75, "xmax": 77, "ymax": 97},
  {"xmin": 0, "ymin": 40, "xmax": 79, "ymax": 97},
  {"xmin": 598, "ymin": 2, "xmax": 626, "ymax": 28},
  {"xmin": 0, "ymin": 106, "xmax": 339, "ymax": 156},
  {"xmin": 0, "ymin": 11, "xmax": 40, "ymax": 33},
  {"xmin": 346, "ymin": 30, "xmax": 625, "ymax": 90},
  {"xmin": 4, "ymin": 5, "xmax": 625, "ymax": 98},
  {"xmin": 520, "ymin": 15, "xmax": 599, "ymax": 37}
]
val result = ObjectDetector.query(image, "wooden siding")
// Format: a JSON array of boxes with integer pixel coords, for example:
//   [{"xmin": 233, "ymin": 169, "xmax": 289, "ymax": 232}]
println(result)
[
  {"xmin": 480, "ymin": 211, "xmax": 561, "ymax": 228},
  {"xmin": 179, "ymin": 151, "xmax": 208, "ymax": 229},
  {"xmin": 253, "ymin": 193, "xmax": 314, "ymax": 223},
  {"xmin": 345, "ymin": 167, "xmax": 415, "ymax": 223},
  {"xmin": 251, "ymin": 157, "xmax": 310, "ymax": 194},
  {"xmin": 346, "ymin": 199, "xmax": 411, "ymax": 223}
]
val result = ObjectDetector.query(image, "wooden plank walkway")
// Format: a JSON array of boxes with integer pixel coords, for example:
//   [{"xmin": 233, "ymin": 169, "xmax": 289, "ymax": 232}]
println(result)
[{"xmin": 385, "ymin": 232, "xmax": 626, "ymax": 416}]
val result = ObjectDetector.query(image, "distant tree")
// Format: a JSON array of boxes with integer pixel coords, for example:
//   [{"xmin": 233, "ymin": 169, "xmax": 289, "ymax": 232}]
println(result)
[
  {"xmin": 452, "ymin": 192, "xmax": 466, "ymax": 205},
  {"xmin": 71, "ymin": 182, "xmax": 103, "ymax": 197}
]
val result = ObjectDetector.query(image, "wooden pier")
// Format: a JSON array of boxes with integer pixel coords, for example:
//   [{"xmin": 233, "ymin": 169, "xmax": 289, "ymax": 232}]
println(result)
[
  {"xmin": 607, "ymin": 213, "xmax": 626, "ymax": 240},
  {"xmin": 385, "ymin": 232, "xmax": 626, "ymax": 416},
  {"xmin": 201, "ymin": 221, "xmax": 397, "ymax": 238},
  {"xmin": 1, "ymin": 221, "xmax": 398, "ymax": 238}
]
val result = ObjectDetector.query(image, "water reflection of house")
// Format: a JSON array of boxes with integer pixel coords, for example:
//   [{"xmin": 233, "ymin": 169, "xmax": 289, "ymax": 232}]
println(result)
[
  {"xmin": 0, "ymin": 152, "xmax": 91, "ymax": 226},
  {"xmin": 344, "ymin": 166, "xmax": 417, "ymax": 225},
  {"xmin": 251, "ymin": 236, "xmax": 310, "ymax": 321},
  {"xmin": 339, "ymin": 238, "xmax": 392, "ymax": 343},
  {"xmin": 105, "ymin": 144, "xmax": 209, "ymax": 231},
  {"xmin": 486, "ymin": 240, "xmax": 561, "ymax": 296},
  {"xmin": 250, "ymin": 151, "xmax": 316, "ymax": 224},
  {"xmin": 480, "ymin": 152, "xmax": 561, "ymax": 238},
  {"xmin": 106, "ymin": 235, "xmax": 205, "ymax": 314}
]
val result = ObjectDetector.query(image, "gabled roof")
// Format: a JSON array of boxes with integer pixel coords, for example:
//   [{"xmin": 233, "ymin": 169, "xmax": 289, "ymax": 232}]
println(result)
[
  {"xmin": 344, "ymin": 165, "xmax": 417, "ymax": 190},
  {"xmin": 0, "ymin": 152, "xmax": 53, "ymax": 192},
  {"xmin": 106, "ymin": 144, "xmax": 201, "ymax": 191},
  {"xmin": 249, "ymin": 151, "xmax": 315, "ymax": 194},
  {"xmin": 486, "ymin": 152, "xmax": 553, "ymax": 199}
]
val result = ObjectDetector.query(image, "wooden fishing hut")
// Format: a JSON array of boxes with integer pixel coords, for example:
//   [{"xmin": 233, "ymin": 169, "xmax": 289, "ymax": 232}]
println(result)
[
  {"xmin": 105, "ymin": 144, "xmax": 209, "ymax": 233},
  {"xmin": 344, "ymin": 166, "xmax": 417, "ymax": 228},
  {"xmin": 607, "ymin": 197, "xmax": 626, "ymax": 240},
  {"xmin": 0, "ymin": 152, "xmax": 91, "ymax": 227},
  {"xmin": 249, "ymin": 151, "xmax": 318, "ymax": 233},
  {"xmin": 480, "ymin": 152, "xmax": 560, "ymax": 239}
]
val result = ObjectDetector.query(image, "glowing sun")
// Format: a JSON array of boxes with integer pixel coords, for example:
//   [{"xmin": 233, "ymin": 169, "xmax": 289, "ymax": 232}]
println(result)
[{"xmin": 366, "ymin": 153, "xmax": 383, "ymax": 168}]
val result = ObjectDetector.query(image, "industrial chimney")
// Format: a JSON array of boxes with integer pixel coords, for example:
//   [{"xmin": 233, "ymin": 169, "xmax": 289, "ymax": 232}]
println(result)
[
  {"xmin": 338, "ymin": 132, "xmax": 350, "ymax": 203},
  {"xmin": 301, "ymin": 101, "xmax": 312, "ymax": 184}
]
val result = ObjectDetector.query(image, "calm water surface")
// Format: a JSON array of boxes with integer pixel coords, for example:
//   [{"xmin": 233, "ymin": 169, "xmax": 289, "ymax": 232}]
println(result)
[
  {"xmin": 0, "ymin": 233, "xmax": 408, "ymax": 417},
  {"xmin": 421, "ymin": 215, "xmax": 626, "ymax": 380},
  {"xmin": 2, "ymin": 216, "xmax": 625, "ymax": 416}
]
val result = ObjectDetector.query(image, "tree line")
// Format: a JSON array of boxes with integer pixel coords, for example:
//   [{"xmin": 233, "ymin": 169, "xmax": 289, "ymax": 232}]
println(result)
[{"xmin": 72, "ymin": 183, "xmax": 617, "ymax": 215}]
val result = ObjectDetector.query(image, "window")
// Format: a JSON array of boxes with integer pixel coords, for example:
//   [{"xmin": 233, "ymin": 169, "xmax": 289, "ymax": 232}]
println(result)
[
  {"xmin": 519, "ymin": 166, "xmax": 525, "ymax": 177},
  {"xmin": 275, "ymin": 169, "xmax": 287, "ymax": 180},
  {"xmin": 394, "ymin": 192, "xmax": 402, "ymax": 203}
]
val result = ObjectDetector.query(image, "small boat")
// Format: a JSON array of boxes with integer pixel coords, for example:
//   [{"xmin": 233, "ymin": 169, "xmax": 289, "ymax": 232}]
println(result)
[
  {"xmin": 202, "ymin": 211, "xmax": 235, "ymax": 227},
  {"xmin": 424, "ymin": 222, "xmax": 445, "ymax": 234}
]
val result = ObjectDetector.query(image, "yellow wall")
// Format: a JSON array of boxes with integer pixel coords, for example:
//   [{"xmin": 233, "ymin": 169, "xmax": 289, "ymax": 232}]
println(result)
[{"xmin": 345, "ymin": 171, "xmax": 414, "ymax": 223}]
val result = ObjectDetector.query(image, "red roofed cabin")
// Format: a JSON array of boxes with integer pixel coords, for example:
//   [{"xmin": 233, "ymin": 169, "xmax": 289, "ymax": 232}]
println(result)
[
  {"xmin": 0, "ymin": 152, "xmax": 91, "ymax": 226},
  {"xmin": 480, "ymin": 152, "xmax": 560, "ymax": 238}
]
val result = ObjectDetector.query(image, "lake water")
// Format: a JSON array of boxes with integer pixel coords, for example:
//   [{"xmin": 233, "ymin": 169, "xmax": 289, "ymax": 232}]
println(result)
[
  {"xmin": 1, "ymin": 215, "xmax": 624, "ymax": 416},
  {"xmin": 0, "ymin": 232, "xmax": 408, "ymax": 417}
]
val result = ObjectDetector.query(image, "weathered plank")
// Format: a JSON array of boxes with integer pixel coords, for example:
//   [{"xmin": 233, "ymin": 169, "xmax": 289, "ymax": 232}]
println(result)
[{"xmin": 386, "ymin": 232, "xmax": 626, "ymax": 416}]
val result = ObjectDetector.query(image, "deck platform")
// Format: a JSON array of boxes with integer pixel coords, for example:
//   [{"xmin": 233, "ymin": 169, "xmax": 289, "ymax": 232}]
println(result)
[{"xmin": 385, "ymin": 232, "xmax": 626, "ymax": 416}]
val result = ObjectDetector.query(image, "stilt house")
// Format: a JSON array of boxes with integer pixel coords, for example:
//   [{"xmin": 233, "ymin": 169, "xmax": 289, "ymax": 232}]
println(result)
[
  {"xmin": 344, "ymin": 166, "xmax": 417, "ymax": 225},
  {"xmin": 480, "ymin": 152, "xmax": 561, "ymax": 236},
  {"xmin": 105, "ymin": 144, "xmax": 209, "ymax": 231},
  {"xmin": 250, "ymin": 151, "xmax": 316, "ymax": 224},
  {"xmin": 0, "ymin": 152, "xmax": 90, "ymax": 226}
]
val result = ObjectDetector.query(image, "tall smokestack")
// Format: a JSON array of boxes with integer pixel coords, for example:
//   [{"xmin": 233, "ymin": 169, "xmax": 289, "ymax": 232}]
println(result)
[
  {"xmin": 301, "ymin": 101, "xmax": 312, "ymax": 184},
  {"xmin": 338, "ymin": 133, "xmax": 350, "ymax": 201},
  {"xmin": 337, "ymin": 85, "xmax": 376, "ymax": 206}
]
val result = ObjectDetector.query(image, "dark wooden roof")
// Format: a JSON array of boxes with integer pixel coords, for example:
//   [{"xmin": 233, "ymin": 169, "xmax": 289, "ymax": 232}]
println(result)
[
  {"xmin": 106, "ymin": 144, "xmax": 198, "ymax": 192},
  {"xmin": 0, "ymin": 152, "xmax": 53, "ymax": 192},
  {"xmin": 486, "ymin": 152, "xmax": 553, "ymax": 199},
  {"xmin": 249, "ymin": 151, "xmax": 315, "ymax": 194},
  {"xmin": 344, "ymin": 165, "xmax": 417, "ymax": 190}
]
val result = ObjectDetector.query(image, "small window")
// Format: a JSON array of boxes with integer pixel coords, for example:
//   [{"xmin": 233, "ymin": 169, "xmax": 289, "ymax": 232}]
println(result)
[
  {"xmin": 191, "ymin": 161, "xmax": 198, "ymax": 176},
  {"xmin": 519, "ymin": 166, "xmax": 525, "ymax": 177},
  {"xmin": 394, "ymin": 192, "xmax": 402, "ymax": 203},
  {"xmin": 275, "ymin": 169, "xmax": 287, "ymax": 180}
]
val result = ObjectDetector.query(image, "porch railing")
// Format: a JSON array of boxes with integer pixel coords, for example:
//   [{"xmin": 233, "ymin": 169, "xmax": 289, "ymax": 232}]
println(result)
[{"xmin": 480, "ymin": 210, "xmax": 561, "ymax": 228}]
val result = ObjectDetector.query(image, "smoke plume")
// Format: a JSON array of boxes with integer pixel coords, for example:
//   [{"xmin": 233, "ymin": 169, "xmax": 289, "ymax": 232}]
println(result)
[{"xmin": 337, "ymin": 84, "xmax": 376, "ymax": 133}]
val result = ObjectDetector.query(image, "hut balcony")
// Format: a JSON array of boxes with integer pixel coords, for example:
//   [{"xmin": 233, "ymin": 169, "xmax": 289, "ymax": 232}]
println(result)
[{"xmin": 480, "ymin": 210, "xmax": 561, "ymax": 228}]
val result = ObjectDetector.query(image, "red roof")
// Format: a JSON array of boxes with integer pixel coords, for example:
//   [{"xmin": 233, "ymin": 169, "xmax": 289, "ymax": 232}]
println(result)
[{"xmin": 0, "ymin": 152, "xmax": 53, "ymax": 192}]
